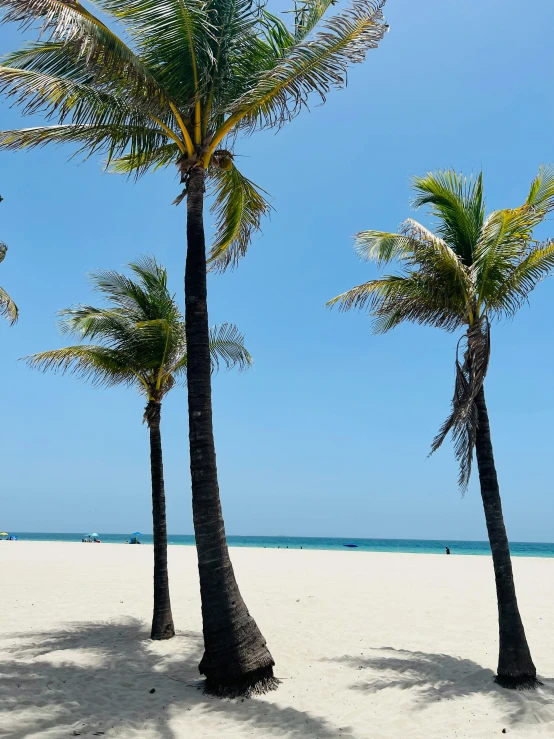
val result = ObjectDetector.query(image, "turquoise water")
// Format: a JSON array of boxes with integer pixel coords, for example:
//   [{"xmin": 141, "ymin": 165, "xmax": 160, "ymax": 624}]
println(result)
[{"xmin": 5, "ymin": 533, "xmax": 554, "ymax": 557}]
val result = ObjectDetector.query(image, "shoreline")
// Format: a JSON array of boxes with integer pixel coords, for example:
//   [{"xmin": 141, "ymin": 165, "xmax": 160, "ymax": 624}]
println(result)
[
  {"xmin": 4, "ymin": 535, "xmax": 554, "ymax": 558},
  {"xmin": 3, "ymin": 538, "xmax": 554, "ymax": 559}
]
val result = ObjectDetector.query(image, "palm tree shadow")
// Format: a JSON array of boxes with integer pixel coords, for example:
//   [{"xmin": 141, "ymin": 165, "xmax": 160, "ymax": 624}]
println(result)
[
  {"xmin": 333, "ymin": 647, "xmax": 554, "ymax": 729},
  {"xmin": 0, "ymin": 619, "xmax": 347, "ymax": 739}
]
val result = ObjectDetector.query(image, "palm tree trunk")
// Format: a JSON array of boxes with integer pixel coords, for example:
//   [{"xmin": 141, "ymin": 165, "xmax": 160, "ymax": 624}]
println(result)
[
  {"xmin": 147, "ymin": 400, "xmax": 175, "ymax": 641},
  {"xmin": 184, "ymin": 164, "xmax": 277, "ymax": 697},
  {"xmin": 474, "ymin": 385, "xmax": 539, "ymax": 688}
]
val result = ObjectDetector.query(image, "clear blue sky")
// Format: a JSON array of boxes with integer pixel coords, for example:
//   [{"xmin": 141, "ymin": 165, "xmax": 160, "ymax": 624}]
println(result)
[{"xmin": 1, "ymin": 0, "xmax": 553, "ymax": 540}]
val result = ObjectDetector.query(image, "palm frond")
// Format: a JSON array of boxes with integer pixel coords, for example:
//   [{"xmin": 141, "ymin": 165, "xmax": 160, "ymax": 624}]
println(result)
[
  {"xmin": 58, "ymin": 306, "xmax": 140, "ymax": 346},
  {"xmin": 203, "ymin": 0, "xmax": 273, "ymax": 129},
  {"xmin": 0, "ymin": 242, "xmax": 18, "ymax": 324},
  {"xmin": 0, "ymin": 284, "xmax": 18, "ymax": 324},
  {"xmin": 401, "ymin": 218, "xmax": 472, "ymax": 303},
  {"xmin": 473, "ymin": 166, "xmax": 554, "ymax": 312},
  {"xmin": 473, "ymin": 208, "xmax": 534, "ymax": 307},
  {"xmin": 0, "ymin": 65, "xmax": 148, "ymax": 126},
  {"xmin": 84, "ymin": 268, "xmax": 177, "ymax": 326},
  {"xmin": 411, "ymin": 170, "xmax": 485, "ymax": 265},
  {"xmin": 259, "ymin": 10, "xmax": 295, "ymax": 55},
  {"xmin": 171, "ymin": 321, "xmax": 252, "ymax": 378},
  {"xmin": 328, "ymin": 272, "xmax": 467, "ymax": 332},
  {"xmin": 23, "ymin": 344, "xmax": 135, "ymax": 388},
  {"xmin": 485, "ymin": 239, "xmax": 554, "ymax": 317},
  {"xmin": 347, "ymin": 218, "xmax": 472, "ymax": 325},
  {"xmin": 128, "ymin": 255, "xmax": 168, "ymax": 291},
  {"xmin": 207, "ymin": 161, "xmax": 272, "ymax": 272},
  {"xmin": 227, "ymin": 0, "xmax": 388, "ymax": 132},
  {"xmin": 0, "ymin": 123, "xmax": 171, "ymax": 169},
  {"xmin": 209, "ymin": 322, "xmax": 252, "ymax": 371},
  {"xmin": 354, "ymin": 231, "xmax": 413, "ymax": 265},
  {"xmin": 108, "ymin": 143, "xmax": 180, "ymax": 176},
  {"xmin": 0, "ymin": 0, "xmax": 166, "ymax": 101},
  {"xmin": 292, "ymin": 0, "xmax": 339, "ymax": 41},
  {"xmin": 526, "ymin": 164, "xmax": 554, "ymax": 212},
  {"xmin": 207, "ymin": 0, "xmax": 345, "ymax": 127},
  {"xmin": 93, "ymin": 0, "xmax": 212, "ymax": 108}
]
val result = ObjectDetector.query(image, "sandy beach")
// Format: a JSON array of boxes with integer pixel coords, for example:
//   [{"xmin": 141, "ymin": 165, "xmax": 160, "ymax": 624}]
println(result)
[{"xmin": 1, "ymin": 542, "xmax": 554, "ymax": 738}]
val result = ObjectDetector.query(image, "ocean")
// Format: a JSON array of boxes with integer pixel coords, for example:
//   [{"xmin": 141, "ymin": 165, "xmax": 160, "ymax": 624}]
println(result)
[{"xmin": 4, "ymin": 533, "xmax": 554, "ymax": 557}]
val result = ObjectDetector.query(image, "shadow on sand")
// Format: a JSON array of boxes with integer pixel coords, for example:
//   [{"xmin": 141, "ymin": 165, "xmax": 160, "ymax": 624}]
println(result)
[
  {"xmin": 332, "ymin": 646, "xmax": 554, "ymax": 729},
  {"xmin": 0, "ymin": 619, "xmax": 346, "ymax": 739}
]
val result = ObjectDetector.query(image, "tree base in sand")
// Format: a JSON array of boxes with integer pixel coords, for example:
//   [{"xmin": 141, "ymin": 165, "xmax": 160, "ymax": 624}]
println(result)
[
  {"xmin": 495, "ymin": 674, "xmax": 543, "ymax": 690},
  {"xmin": 203, "ymin": 667, "xmax": 280, "ymax": 699},
  {"xmin": 150, "ymin": 624, "xmax": 175, "ymax": 641}
]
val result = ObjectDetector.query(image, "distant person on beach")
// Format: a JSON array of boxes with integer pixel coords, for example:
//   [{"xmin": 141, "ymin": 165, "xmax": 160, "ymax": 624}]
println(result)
[{"xmin": 446, "ymin": 547, "xmax": 450, "ymax": 555}]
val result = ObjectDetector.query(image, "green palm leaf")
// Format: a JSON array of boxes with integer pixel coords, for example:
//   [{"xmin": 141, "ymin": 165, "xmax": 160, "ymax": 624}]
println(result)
[
  {"xmin": 208, "ymin": 322, "xmax": 253, "ymax": 371},
  {"xmin": 0, "ymin": 0, "xmax": 164, "ymax": 99},
  {"xmin": 227, "ymin": 0, "xmax": 388, "ymax": 133},
  {"xmin": 109, "ymin": 143, "xmax": 180, "ymax": 176},
  {"xmin": 526, "ymin": 164, "xmax": 554, "ymax": 211},
  {"xmin": 292, "ymin": 0, "xmax": 339, "ymax": 41},
  {"xmin": 0, "ymin": 66, "xmax": 145, "ymax": 125},
  {"xmin": 0, "ymin": 124, "xmax": 169, "ymax": 164},
  {"xmin": 0, "ymin": 237, "xmax": 18, "ymax": 325},
  {"xmin": 411, "ymin": 171, "xmax": 485, "ymax": 266},
  {"xmin": 24, "ymin": 344, "xmax": 134, "ymax": 387},
  {"xmin": 172, "ymin": 322, "xmax": 253, "ymax": 376},
  {"xmin": 208, "ymin": 161, "xmax": 272, "ymax": 271},
  {"xmin": 0, "ymin": 284, "xmax": 18, "ymax": 324},
  {"xmin": 354, "ymin": 231, "xmax": 414, "ymax": 265},
  {"xmin": 485, "ymin": 239, "xmax": 554, "ymax": 317},
  {"xmin": 94, "ymin": 0, "xmax": 212, "ymax": 110}
]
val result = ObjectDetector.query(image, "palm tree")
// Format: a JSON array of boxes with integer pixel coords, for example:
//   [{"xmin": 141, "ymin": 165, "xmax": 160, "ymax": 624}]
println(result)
[
  {"xmin": 329, "ymin": 167, "xmax": 554, "ymax": 689},
  {"xmin": 0, "ymin": 0, "xmax": 389, "ymax": 695},
  {"xmin": 25, "ymin": 257, "xmax": 252, "ymax": 642},
  {"xmin": 0, "ymin": 196, "xmax": 18, "ymax": 324}
]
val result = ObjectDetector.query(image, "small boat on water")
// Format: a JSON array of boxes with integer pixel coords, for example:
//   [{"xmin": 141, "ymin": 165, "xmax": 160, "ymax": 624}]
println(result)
[{"xmin": 343, "ymin": 543, "xmax": 359, "ymax": 548}]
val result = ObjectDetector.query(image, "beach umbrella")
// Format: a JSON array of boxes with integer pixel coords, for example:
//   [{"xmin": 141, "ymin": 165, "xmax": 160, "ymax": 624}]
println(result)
[
  {"xmin": 131, "ymin": 532, "xmax": 142, "ymax": 536},
  {"xmin": 0, "ymin": 532, "xmax": 8, "ymax": 536},
  {"xmin": 88, "ymin": 533, "xmax": 98, "ymax": 537}
]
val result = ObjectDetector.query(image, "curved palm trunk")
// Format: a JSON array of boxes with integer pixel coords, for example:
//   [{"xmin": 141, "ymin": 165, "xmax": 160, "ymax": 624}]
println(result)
[
  {"xmin": 147, "ymin": 400, "xmax": 175, "ymax": 640},
  {"xmin": 184, "ymin": 165, "xmax": 277, "ymax": 697},
  {"xmin": 474, "ymin": 386, "xmax": 539, "ymax": 688}
]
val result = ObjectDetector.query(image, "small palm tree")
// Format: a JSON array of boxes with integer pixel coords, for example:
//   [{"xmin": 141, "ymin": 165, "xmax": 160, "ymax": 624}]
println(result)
[
  {"xmin": 25, "ymin": 257, "xmax": 252, "ymax": 641},
  {"xmin": 0, "ymin": 196, "xmax": 18, "ymax": 324},
  {"xmin": 329, "ymin": 167, "xmax": 554, "ymax": 689},
  {"xmin": 0, "ymin": 0, "xmax": 388, "ymax": 695}
]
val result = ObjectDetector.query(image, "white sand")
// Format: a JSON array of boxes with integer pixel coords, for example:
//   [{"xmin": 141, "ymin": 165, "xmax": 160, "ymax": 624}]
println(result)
[{"xmin": 1, "ymin": 542, "xmax": 554, "ymax": 738}]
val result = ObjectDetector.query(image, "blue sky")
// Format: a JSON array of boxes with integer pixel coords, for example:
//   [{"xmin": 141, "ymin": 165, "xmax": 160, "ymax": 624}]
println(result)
[{"xmin": 1, "ymin": 0, "xmax": 553, "ymax": 540}]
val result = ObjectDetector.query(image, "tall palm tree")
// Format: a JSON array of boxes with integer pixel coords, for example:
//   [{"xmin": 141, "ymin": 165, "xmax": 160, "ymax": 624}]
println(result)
[
  {"xmin": 0, "ymin": 0, "xmax": 389, "ymax": 694},
  {"xmin": 0, "ymin": 196, "xmax": 18, "ymax": 324},
  {"xmin": 329, "ymin": 167, "xmax": 554, "ymax": 689},
  {"xmin": 25, "ymin": 257, "xmax": 252, "ymax": 642}
]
